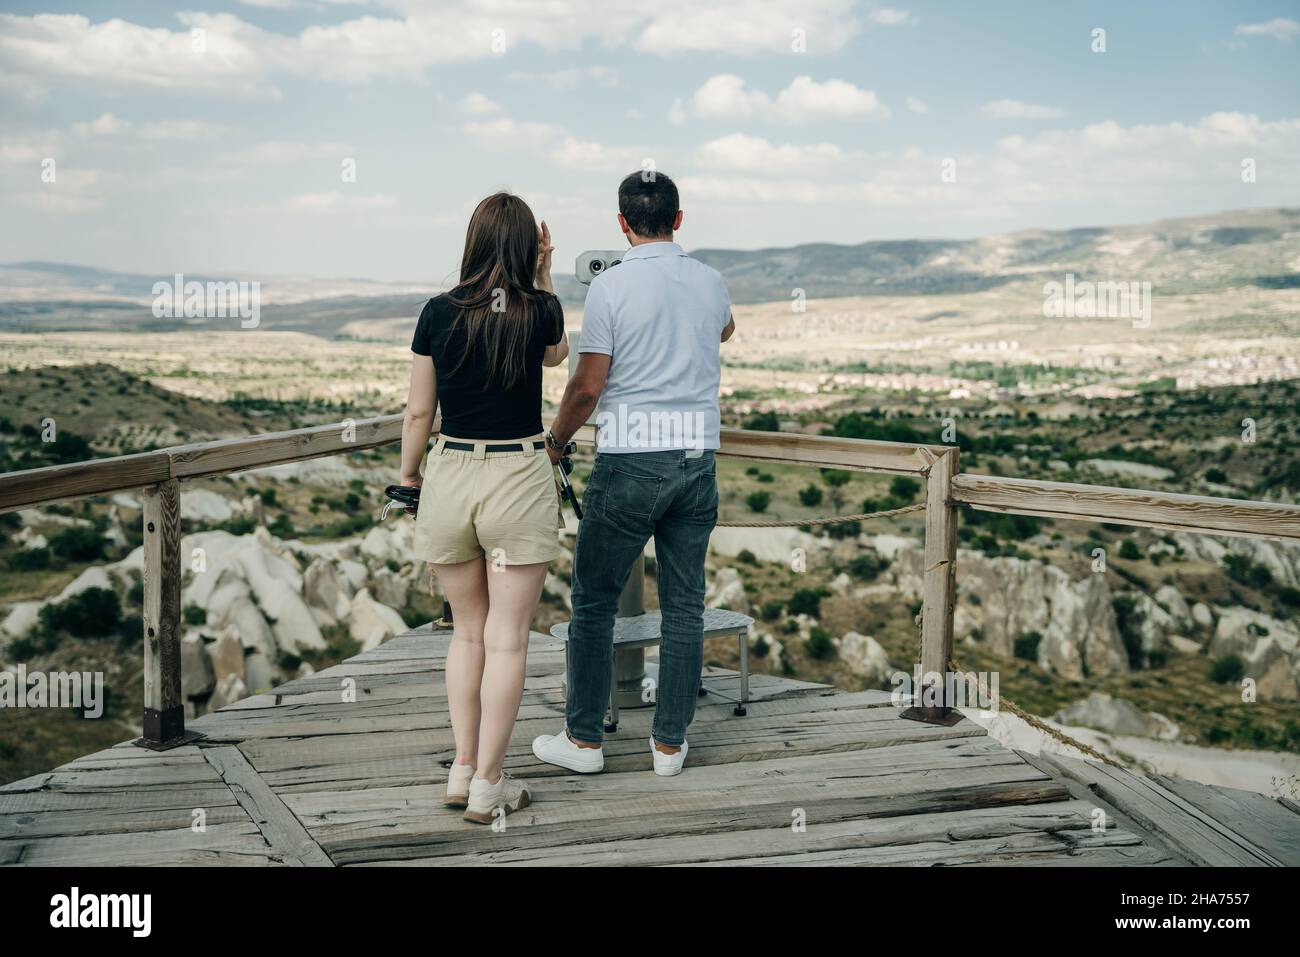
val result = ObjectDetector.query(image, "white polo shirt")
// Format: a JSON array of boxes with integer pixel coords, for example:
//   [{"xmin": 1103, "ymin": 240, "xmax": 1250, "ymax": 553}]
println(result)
[{"xmin": 578, "ymin": 241, "xmax": 732, "ymax": 454}]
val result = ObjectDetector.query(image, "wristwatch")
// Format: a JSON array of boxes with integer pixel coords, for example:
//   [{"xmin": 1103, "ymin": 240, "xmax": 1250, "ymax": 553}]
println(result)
[{"xmin": 546, "ymin": 430, "xmax": 576, "ymax": 455}]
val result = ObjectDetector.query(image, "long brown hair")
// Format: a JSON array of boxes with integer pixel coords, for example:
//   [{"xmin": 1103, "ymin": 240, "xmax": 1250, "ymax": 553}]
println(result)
[{"xmin": 445, "ymin": 192, "xmax": 543, "ymax": 389}]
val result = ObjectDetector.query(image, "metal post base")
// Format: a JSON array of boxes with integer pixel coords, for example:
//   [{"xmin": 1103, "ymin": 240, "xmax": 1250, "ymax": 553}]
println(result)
[
  {"xmin": 134, "ymin": 705, "xmax": 205, "ymax": 750},
  {"xmin": 900, "ymin": 706, "xmax": 964, "ymax": 726},
  {"xmin": 133, "ymin": 730, "xmax": 205, "ymax": 751}
]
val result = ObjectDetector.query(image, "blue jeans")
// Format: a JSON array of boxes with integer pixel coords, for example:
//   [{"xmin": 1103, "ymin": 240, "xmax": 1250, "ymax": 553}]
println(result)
[{"xmin": 565, "ymin": 450, "xmax": 718, "ymax": 747}]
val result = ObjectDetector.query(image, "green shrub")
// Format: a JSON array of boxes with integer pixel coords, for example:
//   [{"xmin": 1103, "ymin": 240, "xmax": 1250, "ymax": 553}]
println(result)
[
  {"xmin": 9, "ymin": 547, "xmax": 51, "ymax": 571},
  {"xmin": 760, "ymin": 600, "xmax": 784, "ymax": 621},
  {"xmin": 888, "ymin": 477, "xmax": 920, "ymax": 502},
  {"xmin": 183, "ymin": 604, "xmax": 207, "ymax": 626},
  {"xmin": 804, "ymin": 626, "xmax": 835, "ymax": 660},
  {"xmin": 798, "ymin": 484, "xmax": 823, "ymax": 507},
  {"xmin": 38, "ymin": 587, "xmax": 122, "ymax": 638},
  {"xmin": 787, "ymin": 588, "xmax": 824, "ymax": 618},
  {"xmin": 48, "ymin": 526, "xmax": 107, "ymax": 562},
  {"xmin": 736, "ymin": 549, "xmax": 758, "ymax": 565},
  {"xmin": 745, "ymin": 411, "xmax": 781, "ymax": 432},
  {"xmin": 1118, "ymin": 539, "xmax": 1142, "ymax": 561},
  {"xmin": 820, "ymin": 469, "xmax": 852, "ymax": 487},
  {"xmin": 746, "ymin": 491, "xmax": 771, "ymax": 513},
  {"xmin": 846, "ymin": 553, "xmax": 888, "ymax": 582},
  {"xmin": 1209, "ymin": 655, "xmax": 1245, "ymax": 685},
  {"xmin": 1014, "ymin": 631, "xmax": 1042, "ymax": 661}
]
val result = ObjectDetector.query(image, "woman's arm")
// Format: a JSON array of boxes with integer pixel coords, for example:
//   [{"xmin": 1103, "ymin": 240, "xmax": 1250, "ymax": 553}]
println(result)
[
  {"xmin": 400, "ymin": 353, "xmax": 437, "ymax": 487},
  {"xmin": 543, "ymin": 334, "xmax": 569, "ymax": 367}
]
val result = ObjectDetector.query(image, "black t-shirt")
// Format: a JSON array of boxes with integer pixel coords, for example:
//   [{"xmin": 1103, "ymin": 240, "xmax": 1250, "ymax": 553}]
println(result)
[{"xmin": 411, "ymin": 291, "xmax": 564, "ymax": 440}]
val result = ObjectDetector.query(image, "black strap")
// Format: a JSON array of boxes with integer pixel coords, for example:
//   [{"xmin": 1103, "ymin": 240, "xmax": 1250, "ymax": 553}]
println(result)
[{"xmin": 443, "ymin": 440, "xmax": 546, "ymax": 454}]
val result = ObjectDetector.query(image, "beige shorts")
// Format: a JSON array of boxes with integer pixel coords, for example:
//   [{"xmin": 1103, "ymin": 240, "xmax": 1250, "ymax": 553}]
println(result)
[{"xmin": 412, "ymin": 433, "xmax": 564, "ymax": 567}]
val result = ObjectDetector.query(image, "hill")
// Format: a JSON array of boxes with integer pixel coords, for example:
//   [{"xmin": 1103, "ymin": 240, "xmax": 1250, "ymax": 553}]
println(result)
[{"xmin": 2, "ymin": 207, "xmax": 1297, "ymax": 336}]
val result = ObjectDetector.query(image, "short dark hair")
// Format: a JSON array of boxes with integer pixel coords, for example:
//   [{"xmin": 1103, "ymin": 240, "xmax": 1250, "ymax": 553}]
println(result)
[{"xmin": 618, "ymin": 171, "xmax": 679, "ymax": 238}]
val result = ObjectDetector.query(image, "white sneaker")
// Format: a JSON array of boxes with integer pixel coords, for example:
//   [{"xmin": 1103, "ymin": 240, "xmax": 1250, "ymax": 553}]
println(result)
[
  {"xmin": 444, "ymin": 761, "xmax": 474, "ymax": 809},
  {"xmin": 531, "ymin": 727, "xmax": 605, "ymax": 774},
  {"xmin": 650, "ymin": 737, "xmax": 688, "ymax": 776},
  {"xmin": 463, "ymin": 771, "xmax": 531, "ymax": 825}
]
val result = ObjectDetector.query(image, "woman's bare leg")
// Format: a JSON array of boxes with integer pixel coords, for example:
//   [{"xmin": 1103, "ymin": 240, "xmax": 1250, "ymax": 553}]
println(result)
[
  {"xmin": 476, "ymin": 562, "xmax": 549, "ymax": 782},
  {"xmin": 430, "ymin": 558, "xmax": 489, "ymax": 767}
]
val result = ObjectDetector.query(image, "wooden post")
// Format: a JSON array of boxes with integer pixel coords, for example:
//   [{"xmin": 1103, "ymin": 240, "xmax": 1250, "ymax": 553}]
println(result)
[
  {"xmin": 136, "ymin": 480, "xmax": 201, "ymax": 749},
  {"xmin": 902, "ymin": 449, "xmax": 962, "ymax": 725}
]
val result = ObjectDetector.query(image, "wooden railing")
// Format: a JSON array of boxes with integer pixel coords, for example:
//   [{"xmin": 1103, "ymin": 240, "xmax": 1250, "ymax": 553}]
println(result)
[{"xmin": 1, "ymin": 416, "xmax": 1298, "ymax": 745}]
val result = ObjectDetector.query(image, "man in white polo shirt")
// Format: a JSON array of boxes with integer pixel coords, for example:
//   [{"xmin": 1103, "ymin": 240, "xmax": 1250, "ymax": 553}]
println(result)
[{"xmin": 533, "ymin": 171, "xmax": 735, "ymax": 777}]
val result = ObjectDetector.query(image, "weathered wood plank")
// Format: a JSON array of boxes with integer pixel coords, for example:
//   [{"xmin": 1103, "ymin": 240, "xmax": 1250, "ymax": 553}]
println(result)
[
  {"xmin": 1035, "ymin": 752, "xmax": 1280, "ymax": 866},
  {"xmin": 357, "ymin": 799, "xmax": 1104, "ymax": 867},
  {"xmin": 0, "ymin": 450, "xmax": 172, "ymax": 515},
  {"xmin": 167, "ymin": 414, "xmax": 403, "ymax": 480},
  {"xmin": 953, "ymin": 472, "xmax": 1300, "ymax": 542},
  {"xmin": 305, "ymin": 741, "xmax": 1058, "ymax": 861},
  {"xmin": 714, "ymin": 427, "xmax": 941, "ymax": 476},
  {"xmin": 200, "ymin": 745, "xmax": 333, "ymax": 867},
  {"xmin": 680, "ymin": 830, "xmax": 1156, "ymax": 867},
  {"xmin": 141, "ymin": 479, "xmax": 184, "ymax": 740},
  {"xmin": 326, "ymin": 775, "xmax": 1069, "ymax": 865},
  {"xmin": 1156, "ymin": 775, "xmax": 1300, "ymax": 867},
  {"xmin": 0, "ymin": 822, "xmax": 278, "ymax": 866},
  {"xmin": 919, "ymin": 448, "xmax": 958, "ymax": 706}
]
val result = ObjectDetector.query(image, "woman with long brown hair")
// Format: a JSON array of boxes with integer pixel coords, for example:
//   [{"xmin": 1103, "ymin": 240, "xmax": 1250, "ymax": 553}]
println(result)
[{"xmin": 400, "ymin": 192, "xmax": 567, "ymax": 823}]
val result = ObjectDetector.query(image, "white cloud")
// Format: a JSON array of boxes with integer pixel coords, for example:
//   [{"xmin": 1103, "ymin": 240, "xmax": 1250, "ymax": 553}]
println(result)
[
  {"xmin": 71, "ymin": 113, "xmax": 230, "ymax": 141},
  {"xmin": 140, "ymin": 120, "xmax": 229, "ymax": 141},
  {"xmin": 905, "ymin": 96, "xmax": 928, "ymax": 114},
  {"xmin": 551, "ymin": 137, "xmax": 642, "ymax": 171},
  {"xmin": 1235, "ymin": 18, "xmax": 1300, "ymax": 42},
  {"xmin": 980, "ymin": 99, "xmax": 1066, "ymax": 120},
  {"xmin": 679, "ymin": 111, "xmax": 1300, "ymax": 214},
  {"xmin": 462, "ymin": 115, "xmax": 642, "ymax": 172},
  {"xmin": 775, "ymin": 76, "xmax": 889, "ymax": 120},
  {"xmin": 690, "ymin": 74, "xmax": 772, "ymax": 118},
  {"xmin": 225, "ymin": 140, "xmax": 352, "ymax": 165},
  {"xmin": 10, "ymin": 168, "xmax": 108, "ymax": 214},
  {"xmin": 463, "ymin": 117, "xmax": 563, "ymax": 152},
  {"xmin": 457, "ymin": 92, "xmax": 502, "ymax": 116},
  {"xmin": 685, "ymin": 74, "xmax": 889, "ymax": 123},
  {"xmin": 634, "ymin": 0, "xmax": 861, "ymax": 54},
  {"xmin": 0, "ymin": 13, "xmax": 273, "ymax": 97},
  {"xmin": 283, "ymin": 192, "xmax": 398, "ymax": 212},
  {"xmin": 72, "ymin": 113, "xmax": 132, "ymax": 136},
  {"xmin": 694, "ymin": 133, "xmax": 847, "ymax": 173},
  {"xmin": 869, "ymin": 7, "xmax": 915, "ymax": 26},
  {"xmin": 0, "ymin": 2, "xmax": 862, "ymax": 97},
  {"xmin": 504, "ymin": 66, "xmax": 620, "ymax": 91}
]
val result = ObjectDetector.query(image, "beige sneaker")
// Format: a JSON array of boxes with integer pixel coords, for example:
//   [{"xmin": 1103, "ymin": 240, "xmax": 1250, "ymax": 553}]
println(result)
[
  {"xmin": 445, "ymin": 761, "xmax": 475, "ymax": 809},
  {"xmin": 464, "ymin": 771, "xmax": 532, "ymax": 825}
]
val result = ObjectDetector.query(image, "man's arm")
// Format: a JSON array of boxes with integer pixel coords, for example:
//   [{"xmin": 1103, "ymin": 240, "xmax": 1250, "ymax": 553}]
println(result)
[
  {"xmin": 547, "ymin": 352, "xmax": 611, "ymax": 462},
  {"xmin": 721, "ymin": 312, "xmax": 735, "ymax": 342}
]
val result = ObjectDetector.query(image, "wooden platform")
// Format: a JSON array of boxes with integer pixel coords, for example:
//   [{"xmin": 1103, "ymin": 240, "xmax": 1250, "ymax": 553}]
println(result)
[{"xmin": 2, "ymin": 629, "xmax": 1297, "ymax": 866}]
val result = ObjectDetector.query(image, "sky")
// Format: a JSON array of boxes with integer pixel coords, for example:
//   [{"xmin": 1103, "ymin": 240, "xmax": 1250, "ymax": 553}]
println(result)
[{"xmin": 1, "ymin": 0, "xmax": 1298, "ymax": 283}]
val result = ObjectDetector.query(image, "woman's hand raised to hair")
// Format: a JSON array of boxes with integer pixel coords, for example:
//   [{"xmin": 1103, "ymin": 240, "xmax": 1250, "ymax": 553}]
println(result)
[{"xmin": 535, "ymin": 219, "xmax": 555, "ymax": 293}]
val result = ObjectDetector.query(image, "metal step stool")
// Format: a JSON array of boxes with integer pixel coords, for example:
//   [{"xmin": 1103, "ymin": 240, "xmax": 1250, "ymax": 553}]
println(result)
[{"xmin": 549, "ymin": 607, "xmax": 755, "ymax": 731}]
